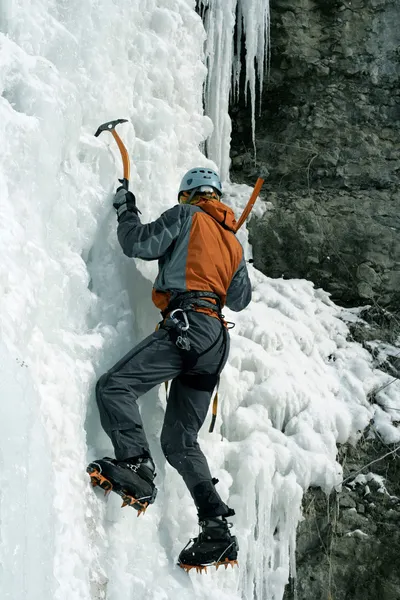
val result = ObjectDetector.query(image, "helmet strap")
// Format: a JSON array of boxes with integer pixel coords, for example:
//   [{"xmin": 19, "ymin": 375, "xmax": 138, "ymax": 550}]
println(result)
[{"xmin": 187, "ymin": 189, "xmax": 198, "ymax": 204}]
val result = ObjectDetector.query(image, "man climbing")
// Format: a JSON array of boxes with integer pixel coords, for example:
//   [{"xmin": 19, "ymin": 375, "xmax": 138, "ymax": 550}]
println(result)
[{"xmin": 87, "ymin": 167, "xmax": 251, "ymax": 571}]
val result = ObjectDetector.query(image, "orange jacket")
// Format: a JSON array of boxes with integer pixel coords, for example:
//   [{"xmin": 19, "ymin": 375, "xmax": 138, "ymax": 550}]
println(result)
[{"xmin": 117, "ymin": 197, "xmax": 251, "ymax": 313}]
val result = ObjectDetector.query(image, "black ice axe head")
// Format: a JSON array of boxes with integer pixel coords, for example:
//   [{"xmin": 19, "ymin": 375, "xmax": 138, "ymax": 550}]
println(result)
[
  {"xmin": 94, "ymin": 118, "xmax": 128, "ymax": 137},
  {"xmin": 95, "ymin": 118, "xmax": 130, "ymax": 189}
]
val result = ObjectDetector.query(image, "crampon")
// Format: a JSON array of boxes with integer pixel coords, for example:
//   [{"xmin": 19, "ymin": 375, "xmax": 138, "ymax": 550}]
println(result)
[
  {"xmin": 87, "ymin": 464, "xmax": 149, "ymax": 516},
  {"xmin": 179, "ymin": 557, "xmax": 239, "ymax": 574},
  {"xmin": 178, "ymin": 516, "xmax": 239, "ymax": 574}
]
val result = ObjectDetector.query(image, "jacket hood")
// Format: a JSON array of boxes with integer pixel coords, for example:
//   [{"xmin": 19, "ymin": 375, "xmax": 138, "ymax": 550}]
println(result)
[{"xmin": 194, "ymin": 198, "xmax": 237, "ymax": 232}]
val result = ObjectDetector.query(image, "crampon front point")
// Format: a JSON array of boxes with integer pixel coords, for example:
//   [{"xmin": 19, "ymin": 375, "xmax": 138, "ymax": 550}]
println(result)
[
  {"xmin": 87, "ymin": 464, "xmax": 149, "ymax": 516},
  {"xmin": 179, "ymin": 557, "xmax": 238, "ymax": 574}
]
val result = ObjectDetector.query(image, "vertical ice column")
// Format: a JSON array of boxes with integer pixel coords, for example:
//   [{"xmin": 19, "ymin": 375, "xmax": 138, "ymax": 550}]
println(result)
[
  {"xmin": 200, "ymin": 0, "xmax": 270, "ymax": 180},
  {"xmin": 199, "ymin": 0, "xmax": 237, "ymax": 182}
]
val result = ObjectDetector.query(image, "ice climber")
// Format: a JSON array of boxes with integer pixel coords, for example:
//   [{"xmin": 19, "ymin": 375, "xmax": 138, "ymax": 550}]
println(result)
[{"xmin": 87, "ymin": 167, "xmax": 252, "ymax": 570}]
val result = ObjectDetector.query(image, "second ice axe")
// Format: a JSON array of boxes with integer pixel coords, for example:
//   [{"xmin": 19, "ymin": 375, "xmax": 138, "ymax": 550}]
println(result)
[
  {"xmin": 95, "ymin": 119, "xmax": 130, "ymax": 190},
  {"xmin": 234, "ymin": 177, "xmax": 264, "ymax": 233}
]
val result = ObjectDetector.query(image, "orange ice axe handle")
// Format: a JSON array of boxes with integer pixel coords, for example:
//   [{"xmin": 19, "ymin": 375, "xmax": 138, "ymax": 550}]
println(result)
[
  {"xmin": 94, "ymin": 119, "xmax": 131, "ymax": 190},
  {"xmin": 234, "ymin": 177, "xmax": 264, "ymax": 232}
]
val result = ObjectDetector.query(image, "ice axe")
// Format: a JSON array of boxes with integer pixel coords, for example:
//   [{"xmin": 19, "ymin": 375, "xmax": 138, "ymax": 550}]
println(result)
[
  {"xmin": 234, "ymin": 177, "xmax": 264, "ymax": 233},
  {"xmin": 95, "ymin": 119, "xmax": 130, "ymax": 190}
]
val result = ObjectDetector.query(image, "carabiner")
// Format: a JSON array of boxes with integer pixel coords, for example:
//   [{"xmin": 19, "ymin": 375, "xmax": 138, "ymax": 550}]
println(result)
[{"xmin": 169, "ymin": 309, "xmax": 190, "ymax": 332}]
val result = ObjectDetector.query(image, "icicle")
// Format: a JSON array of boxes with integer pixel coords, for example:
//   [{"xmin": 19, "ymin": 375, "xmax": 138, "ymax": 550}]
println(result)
[
  {"xmin": 232, "ymin": 5, "xmax": 243, "ymax": 104},
  {"xmin": 236, "ymin": 0, "xmax": 270, "ymax": 156},
  {"xmin": 198, "ymin": 0, "xmax": 237, "ymax": 181},
  {"xmin": 199, "ymin": 0, "xmax": 270, "ymax": 178}
]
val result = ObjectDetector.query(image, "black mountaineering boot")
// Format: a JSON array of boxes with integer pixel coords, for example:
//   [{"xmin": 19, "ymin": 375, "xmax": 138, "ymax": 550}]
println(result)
[
  {"xmin": 178, "ymin": 516, "xmax": 239, "ymax": 573},
  {"xmin": 87, "ymin": 456, "xmax": 157, "ymax": 515},
  {"xmin": 191, "ymin": 479, "xmax": 234, "ymax": 519}
]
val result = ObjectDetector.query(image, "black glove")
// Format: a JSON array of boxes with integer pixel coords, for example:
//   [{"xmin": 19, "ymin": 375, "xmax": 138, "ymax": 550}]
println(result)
[{"xmin": 113, "ymin": 187, "xmax": 140, "ymax": 219}]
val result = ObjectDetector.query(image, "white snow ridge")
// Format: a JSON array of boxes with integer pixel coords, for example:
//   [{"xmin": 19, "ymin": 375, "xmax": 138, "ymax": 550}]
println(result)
[{"xmin": 1, "ymin": 2, "xmax": 399, "ymax": 600}]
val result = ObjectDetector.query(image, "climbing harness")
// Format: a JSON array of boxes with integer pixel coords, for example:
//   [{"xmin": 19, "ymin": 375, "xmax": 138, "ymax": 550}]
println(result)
[
  {"xmin": 161, "ymin": 290, "xmax": 222, "ymax": 319},
  {"xmin": 161, "ymin": 291, "xmax": 231, "ymax": 432}
]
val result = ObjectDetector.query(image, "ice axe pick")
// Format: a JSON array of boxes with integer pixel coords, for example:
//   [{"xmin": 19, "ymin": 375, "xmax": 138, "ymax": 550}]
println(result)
[{"xmin": 95, "ymin": 119, "xmax": 130, "ymax": 190}]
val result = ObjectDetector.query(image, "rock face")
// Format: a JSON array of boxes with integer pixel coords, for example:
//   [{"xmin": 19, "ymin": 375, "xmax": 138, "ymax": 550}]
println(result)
[
  {"xmin": 230, "ymin": 0, "xmax": 400, "ymax": 312},
  {"xmin": 283, "ymin": 438, "xmax": 400, "ymax": 600}
]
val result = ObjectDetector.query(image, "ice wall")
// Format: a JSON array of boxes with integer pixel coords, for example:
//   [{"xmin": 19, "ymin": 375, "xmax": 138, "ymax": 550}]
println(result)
[{"xmin": 0, "ymin": 1, "xmax": 213, "ymax": 598}]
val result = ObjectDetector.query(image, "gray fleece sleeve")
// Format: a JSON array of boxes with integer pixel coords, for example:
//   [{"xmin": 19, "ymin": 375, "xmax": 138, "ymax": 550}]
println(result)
[
  {"xmin": 117, "ymin": 204, "xmax": 183, "ymax": 260},
  {"xmin": 226, "ymin": 257, "xmax": 252, "ymax": 311}
]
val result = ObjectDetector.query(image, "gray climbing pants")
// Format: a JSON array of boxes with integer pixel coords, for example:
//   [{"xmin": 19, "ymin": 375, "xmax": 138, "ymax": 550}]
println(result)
[{"xmin": 96, "ymin": 310, "xmax": 231, "ymax": 517}]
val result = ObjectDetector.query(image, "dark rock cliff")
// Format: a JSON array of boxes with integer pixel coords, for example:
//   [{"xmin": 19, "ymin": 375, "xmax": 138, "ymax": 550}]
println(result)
[
  {"xmin": 230, "ymin": 0, "xmax": 400, "ymax": 316},
  {"xmin": 283, "ymin": 437, "xmax": 400, "ymax": 600}
]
